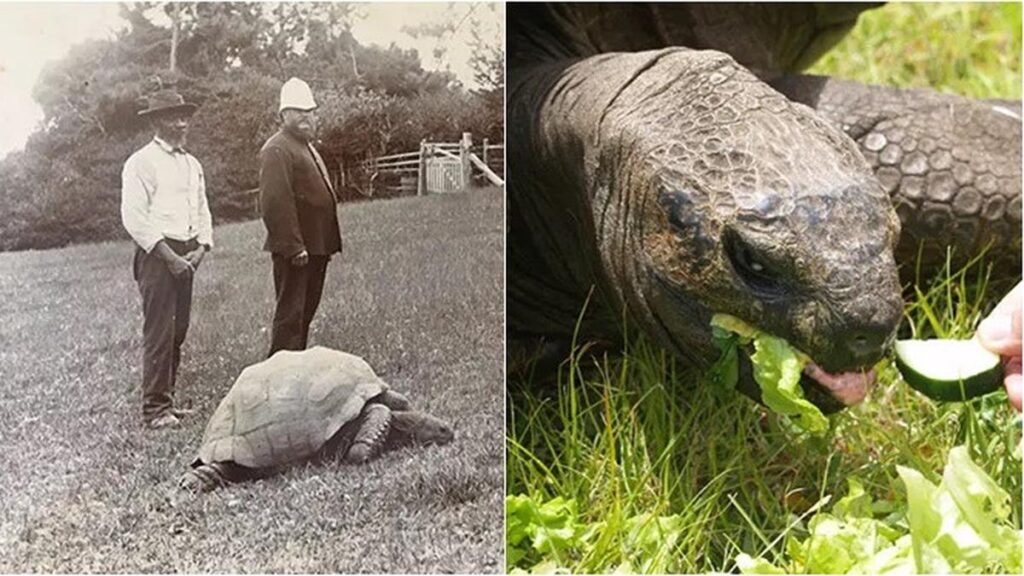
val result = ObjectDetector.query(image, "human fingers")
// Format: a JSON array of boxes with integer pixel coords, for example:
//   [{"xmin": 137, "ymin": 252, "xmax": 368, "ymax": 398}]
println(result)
[
  {"xmin": 1004, "ymin": 371, "xmax": 1021, "ymax": 413},
  {"xmin": 173, "ymin": 261, "xmax": 193, "ymax": 278},
  {"xmin": 977, "ymin": 288, "xmax": 1022, "ymax": 358}
]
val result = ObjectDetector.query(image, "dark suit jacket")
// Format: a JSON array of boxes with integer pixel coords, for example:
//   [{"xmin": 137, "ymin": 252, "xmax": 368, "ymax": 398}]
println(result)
[{"xmin": 259, "ymin": 129, "xmax": 342, "ymax": 257}]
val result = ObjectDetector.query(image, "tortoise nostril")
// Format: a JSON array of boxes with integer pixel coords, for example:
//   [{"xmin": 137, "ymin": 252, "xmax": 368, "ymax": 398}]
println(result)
[{"xmin": 846, "ymin": 330, "xmax": 884, "ymax": 361}]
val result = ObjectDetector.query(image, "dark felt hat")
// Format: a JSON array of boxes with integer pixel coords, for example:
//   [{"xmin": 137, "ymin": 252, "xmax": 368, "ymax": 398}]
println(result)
[{"xmin": 137, "ymin": 89, "xmax": 198, "ymax": 118}]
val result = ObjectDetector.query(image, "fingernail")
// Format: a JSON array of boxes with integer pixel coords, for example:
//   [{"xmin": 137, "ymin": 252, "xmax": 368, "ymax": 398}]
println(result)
[{"xmin": 979, "ymin": 316, "xmax": 1013, "ymax": 343}]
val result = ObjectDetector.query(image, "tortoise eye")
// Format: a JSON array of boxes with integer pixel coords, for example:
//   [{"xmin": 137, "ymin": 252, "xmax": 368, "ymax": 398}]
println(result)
[{"xmin": 725, "ymin": 233, "xmax": 784, "ymax": 296}]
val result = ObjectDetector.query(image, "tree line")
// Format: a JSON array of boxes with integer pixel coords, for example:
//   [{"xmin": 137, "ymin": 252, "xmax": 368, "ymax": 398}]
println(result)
[{"xmin": 0, "ymin": 2, "xmax": 504, "ymax": 251}]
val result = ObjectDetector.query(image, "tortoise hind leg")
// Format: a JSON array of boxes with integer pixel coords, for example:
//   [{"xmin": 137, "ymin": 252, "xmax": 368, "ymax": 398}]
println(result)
[
  {"xmin": 179, "ymin": 461, "xmax": 251, "ymax": 492},
  {"xmin": 345, "ymin": 404, "xmax": 392, "ymax": 465}
]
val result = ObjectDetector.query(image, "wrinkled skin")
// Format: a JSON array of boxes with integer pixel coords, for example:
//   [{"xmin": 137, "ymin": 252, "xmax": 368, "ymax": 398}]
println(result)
[
  {"xmin": 773, "ymin": 75, "xmax": 1022, "ymax": 274},
  {"xmin": 508, "ymin": 3, "xmax": 1021, "ymax": 412}
]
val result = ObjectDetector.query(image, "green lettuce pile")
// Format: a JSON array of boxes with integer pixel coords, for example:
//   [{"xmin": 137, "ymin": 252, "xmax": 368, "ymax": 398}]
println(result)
[
  {"xmin": 708, "ymin": 314, "xmax": 828, "ymax": 435},
  {"xmin": 506, "ymin": 494, "xmax": 685, "ymax": 573},
  {"xmin": 736, "ymin": 445, "xmax": 1022, "ymax": 574}
]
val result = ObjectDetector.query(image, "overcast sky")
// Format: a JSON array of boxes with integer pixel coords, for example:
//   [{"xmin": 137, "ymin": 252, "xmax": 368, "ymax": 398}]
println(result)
[{"xmin": 0, "ymin": 2, "xmax": 504, "ymax": 158}]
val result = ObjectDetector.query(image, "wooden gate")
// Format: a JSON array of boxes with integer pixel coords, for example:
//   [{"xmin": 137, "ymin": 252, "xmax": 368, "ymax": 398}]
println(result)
[
  {"xmin": 360, "ymin": 133, "xmax": 504, "ymax": 197},
  {"xmin": 424, "ymin": 153, "xmax": 463, "ymax": 193}
]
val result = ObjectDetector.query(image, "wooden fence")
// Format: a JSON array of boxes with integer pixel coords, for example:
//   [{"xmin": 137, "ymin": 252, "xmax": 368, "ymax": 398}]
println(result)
[
  {"xmin": 360, "ymin": 132, "xmax": 504, "ymax": 197},
  {"xmin": 481, "ymin": 138, "xmax": 504, "ymax": 182}
]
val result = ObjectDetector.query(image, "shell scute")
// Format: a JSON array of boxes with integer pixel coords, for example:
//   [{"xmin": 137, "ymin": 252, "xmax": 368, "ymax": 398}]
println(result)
[{"xmin": 196, "ymin": 347, "xmax": 388, "ymax": 469}]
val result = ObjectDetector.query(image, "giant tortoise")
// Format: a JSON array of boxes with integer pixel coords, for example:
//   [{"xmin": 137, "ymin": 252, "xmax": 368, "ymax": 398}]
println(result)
[
  {"xmin": 508, "ymin": 3, "xmax": 1021, "ymax": 412},
  {"xmin": 179, "ymin": 347, "xmax": 454, "ymax": 492}
]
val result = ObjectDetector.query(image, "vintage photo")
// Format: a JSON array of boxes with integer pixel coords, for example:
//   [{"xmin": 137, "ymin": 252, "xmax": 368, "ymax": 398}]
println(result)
[
  {"xmin": 0, "ymin": 2, "xmax": 504, "ymax": 572},
  {"xmin": 506, "ymin": 3, "xmax": 1021, "ymax": 574}
]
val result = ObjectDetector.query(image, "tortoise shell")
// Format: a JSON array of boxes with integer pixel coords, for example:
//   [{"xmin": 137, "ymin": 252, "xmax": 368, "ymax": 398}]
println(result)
[{"xmin": 195, "ymin": 347, "xmax": 388, "ymax": 469}]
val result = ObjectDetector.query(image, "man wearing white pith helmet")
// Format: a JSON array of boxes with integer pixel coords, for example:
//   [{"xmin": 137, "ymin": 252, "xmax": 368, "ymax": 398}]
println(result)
[{"xmin": 259, "ymin": 77, "xmax": 342, "ymax": 356}]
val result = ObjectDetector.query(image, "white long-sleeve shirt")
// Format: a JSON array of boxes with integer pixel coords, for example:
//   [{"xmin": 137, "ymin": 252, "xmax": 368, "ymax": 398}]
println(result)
[{"xmin": 120, "ymin": 137, "xmax": 214, "ymax": 252}]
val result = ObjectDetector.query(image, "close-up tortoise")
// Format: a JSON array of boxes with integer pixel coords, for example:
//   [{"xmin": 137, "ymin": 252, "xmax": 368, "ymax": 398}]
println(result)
[
  {"xmin": 179, "ymin": 347, "xmax": 454, "ymax": 492},
  {"xmin": 507, "ymin": 3, "xmax": 1021, "ymax": 412}
]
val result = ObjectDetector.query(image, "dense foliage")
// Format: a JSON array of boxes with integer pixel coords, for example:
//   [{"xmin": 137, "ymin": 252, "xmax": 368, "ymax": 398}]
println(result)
[{"xmin": 0, "ymin": 2, "xmax": 503, "ymax": 250}]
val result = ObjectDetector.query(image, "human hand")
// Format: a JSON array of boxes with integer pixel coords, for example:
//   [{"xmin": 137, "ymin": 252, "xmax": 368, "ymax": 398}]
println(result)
[
  {"xmin": 976, "ymin": 282, "xmax": 1022, "ymax": 412},
  {"xmin": 166, "ymin": 254, "xmax": 195, "ymax": 279},
  {"xmin": 291, "ymin": 249, "xmax": 309, "ymax": 267},
  {"xmin": 184, "ymin": 248, "xmax": 205, "ymax": 270}
]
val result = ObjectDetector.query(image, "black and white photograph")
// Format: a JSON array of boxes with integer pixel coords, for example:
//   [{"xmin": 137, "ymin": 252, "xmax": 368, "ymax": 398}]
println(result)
[{"xmin": 0, "ymin": 2, "xmax": 504, "ymax": 572}]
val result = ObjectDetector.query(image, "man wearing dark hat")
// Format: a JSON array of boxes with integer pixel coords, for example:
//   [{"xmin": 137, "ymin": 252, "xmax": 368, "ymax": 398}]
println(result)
[
  {"xmin": 121, "ymin": 89, "xmax": 213, "ymax": 429},
  {"xmin": 259, "ymin": 77, "xmax": 341, "ymax": 356}
]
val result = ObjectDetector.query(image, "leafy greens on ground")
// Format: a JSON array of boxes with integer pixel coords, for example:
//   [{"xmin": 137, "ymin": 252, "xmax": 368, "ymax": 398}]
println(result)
[{"xmin": 737, "ymin": 446, "xmax": 1022, "ymax": 574}]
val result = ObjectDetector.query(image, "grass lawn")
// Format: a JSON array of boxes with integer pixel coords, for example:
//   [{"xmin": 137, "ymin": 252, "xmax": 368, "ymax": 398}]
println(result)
[
  {"xmin": 0, "ymin": 187, "xmax": 504, "ymax": 572},
  {"xmin": 507, "ymin": 4, "xmax": 1022, "ymax": 574},
  {"xmin": 807, "ymin": 3, "xmax": 1021, "ymax": 99}
]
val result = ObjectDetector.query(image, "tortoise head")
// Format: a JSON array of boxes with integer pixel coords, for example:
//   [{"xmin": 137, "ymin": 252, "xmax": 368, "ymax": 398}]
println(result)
[
  {"xmin": 592, "ymin": 52, "xmax": 902, "ymax": 412},
  {"xmin": 390, "ymin": 411, "xmax": 455, "ymax": 447}
]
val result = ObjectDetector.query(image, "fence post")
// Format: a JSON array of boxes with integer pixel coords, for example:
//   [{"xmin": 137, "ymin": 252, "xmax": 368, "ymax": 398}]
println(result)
[
  {"xmin": 483, "ymin": 138, "xmax": 489, "ymax": 166},
  {"xmin": 367, "ymin": 152, "xmax": 374, "ymax": 197},
  {"xmin": 418, "ymin": 139, "xmax": 426, "ymax": 196},
  {"xmin": 461, "ymin": 132, "xmax": 473, "ymax": 191}
]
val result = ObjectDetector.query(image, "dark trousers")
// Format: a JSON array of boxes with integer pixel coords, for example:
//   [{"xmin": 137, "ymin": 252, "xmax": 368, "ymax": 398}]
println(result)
[
  {"xmin": 269, "ymin": 254, "xmax": 330, "ymax": 356},
  {"xmin": 134, "ymin": 238, "xmax": 198, "ymax": 419}
]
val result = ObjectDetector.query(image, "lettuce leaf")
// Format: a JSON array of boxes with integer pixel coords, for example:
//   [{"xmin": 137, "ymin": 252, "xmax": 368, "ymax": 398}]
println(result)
[
  {"xmin": 506, "ymin": 494, "xmax": 586, "ymax": 568},
  {"xmin": 751, "ymin": 334, "xmax": 830, "ymax": 435},
  {"xmin": 711, "ymin": 313, "xmax": 761, "ymax": 341},
  {"xmin": 710, "ymin": 314, "xmax": 828, "ymax": 435},
  {"xmin": 735, "ymin": 446, "xmax": 1023, "ymax": 574},
  {"xmin": 898, "ymin": 445, "xmax": 1021, "ymax": 573},
  {"xmin": 735, "ymin": 553, "xmax": 787, "ymax": 574}
]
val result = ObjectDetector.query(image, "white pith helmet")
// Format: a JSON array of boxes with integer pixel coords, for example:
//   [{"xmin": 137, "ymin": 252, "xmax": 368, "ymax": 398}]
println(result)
[{"xmin": 279, "ymin": 77, "xmax": 317, "ymax": 113}]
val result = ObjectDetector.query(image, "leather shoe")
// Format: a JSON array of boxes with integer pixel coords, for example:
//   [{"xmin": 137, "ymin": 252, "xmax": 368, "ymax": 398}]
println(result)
[{"xmin": 146, "ymin": 412, "xmax": 181, "ymax": 429}]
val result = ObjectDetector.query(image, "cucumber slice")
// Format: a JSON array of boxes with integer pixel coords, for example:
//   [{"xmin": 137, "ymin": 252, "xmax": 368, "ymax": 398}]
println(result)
[{"xmin": 894, "ymin": 339, "xmax": 1004, "ymax": 401}]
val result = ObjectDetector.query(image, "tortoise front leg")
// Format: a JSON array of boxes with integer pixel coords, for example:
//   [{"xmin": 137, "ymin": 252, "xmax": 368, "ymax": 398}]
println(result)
[
  {"xmin": 771, "ymin": 74, "xmax": 1022, "ymax": 279},
  {"xmin": 345, "ymin": 404, "xmax": 392, "ymax": 465}
]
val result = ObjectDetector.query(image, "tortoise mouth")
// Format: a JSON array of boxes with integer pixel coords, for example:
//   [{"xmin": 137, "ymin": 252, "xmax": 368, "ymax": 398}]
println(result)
[
  {"xmin": 648, "ymin": 272, "xmax": 876, "ymax": 413},
  {"xmin": 802, "ymin": 362, "xmax": 874, "ymax": 407},
  {"xmin": 735, "ymin": 343, "xmax": 874, "ymax": 415}
]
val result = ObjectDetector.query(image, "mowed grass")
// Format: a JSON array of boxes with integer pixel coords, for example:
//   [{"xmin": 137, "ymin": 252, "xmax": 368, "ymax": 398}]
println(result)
[
  {"xmin": 0, "ymin": 188, "xmax": 504, "ymax": 572},
  {"xmin": 507, "ymin": 4, "xmax": 1022, "ymax": 574},
  {"xmin": 808, "ymin": 3, "xmax": 1021, "ymax": 99}
]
